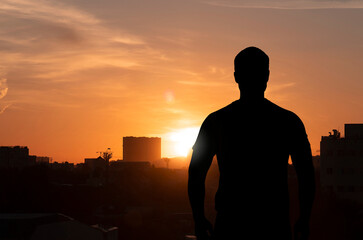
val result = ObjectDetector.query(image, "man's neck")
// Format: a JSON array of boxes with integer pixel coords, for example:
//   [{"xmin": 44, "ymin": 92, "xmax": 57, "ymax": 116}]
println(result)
[{"xmin": 239, "ymin": 92, "xmax": 265, "ymax": 102}]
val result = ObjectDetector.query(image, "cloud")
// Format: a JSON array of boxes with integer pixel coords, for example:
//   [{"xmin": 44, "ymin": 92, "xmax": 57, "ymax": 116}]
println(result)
[
  {"xmin": 0, "ymin": 78, "xmax": 8, "ymax": 99},
  {"xmin": 0, "ymin": 0, "xmax": 173, "ymax": 111},
  {"xmin": 0, "ymin": 0, "xmax": 99, "ymax": 25},
  {"xmin": 268, "ymin": 82, "xmax": 296, "ymax": 93},
  {"xmin": 204, "ymin": 0, "xmax": 363, "ymax": 9},
  {"xmin": 177, "ymin": 80, "xmax": 231, "ymax": 87},
  {"xmin": 0, "ymin": 78, "xmax": 10, "ymax": 114},
  {"xmin": 0, "ymin": 0, "xmax": 150, "ymax": 63},
  {"xmin": 0, "ymin": 104, "xmax": 10, "ymax": 114}
]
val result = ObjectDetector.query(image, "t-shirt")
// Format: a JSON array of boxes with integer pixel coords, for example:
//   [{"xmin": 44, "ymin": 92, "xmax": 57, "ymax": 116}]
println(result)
[{"xmin": 193, "ymin": 98, "xmax": 312, "ymax": 232}]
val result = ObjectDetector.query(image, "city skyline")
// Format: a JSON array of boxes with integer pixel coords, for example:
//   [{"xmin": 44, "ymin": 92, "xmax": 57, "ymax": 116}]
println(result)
[{"xmin": 0, "ymin": 0, "xmax": 363, "ymax": 162}]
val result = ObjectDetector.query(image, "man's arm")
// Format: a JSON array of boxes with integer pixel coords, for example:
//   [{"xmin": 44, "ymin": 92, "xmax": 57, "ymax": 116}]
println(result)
[
  {"xmin": 188, "ymin": 150, "xmax": 214, "ymax": 239},
  {"xmin": 290, "ymin": 115, "xmax": 316, "ymax": 240},
  {"xmin": 188, "ymin": 114, "xmax": 216, "ymax": 240}
]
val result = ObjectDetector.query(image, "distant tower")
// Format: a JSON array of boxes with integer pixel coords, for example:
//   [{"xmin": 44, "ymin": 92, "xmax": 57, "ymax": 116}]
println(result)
[{"xmin": 123, "ymin": 137, "xmax": 161, "ymax": 162}]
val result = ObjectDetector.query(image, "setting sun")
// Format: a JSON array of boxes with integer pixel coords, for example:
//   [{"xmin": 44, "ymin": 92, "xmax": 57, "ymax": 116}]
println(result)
[{"xmin": 167, "ymin": 127, "xmax": 200, "ymax": 157}]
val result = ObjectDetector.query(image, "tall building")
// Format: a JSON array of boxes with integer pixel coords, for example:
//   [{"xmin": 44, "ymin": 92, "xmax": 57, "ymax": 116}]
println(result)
[
  {"xmin": 0, "ymin": 146, "xmax": 34, "ymax": 168},
  {"xmin": 123, "ymin": 137, "xmax": 161, "ymax": 162},
  {"xmin": 320, "ymin": 124, "xmax": 363, "ymax": 203}
]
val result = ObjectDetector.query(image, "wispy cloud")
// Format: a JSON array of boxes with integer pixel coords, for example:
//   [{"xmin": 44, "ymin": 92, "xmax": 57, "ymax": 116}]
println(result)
[
  {"xmin": 268, "ymin": 82, "xmax": 296, "ymax": 93},
  {"xmin": 177, "ymin": 80, "xmax": 231, "ymax": 87},
  {"xmin": 0, "ymin": 78, "xmax": 8, "ymax": 99},
  {"xmin": 205, "ymin": 0, "xmax": 363, "ymax": 9},
  {"xmin": 0, "ymin": 0, "xmax": 149, "ymax": 60},
  {"xmin": 0, "ymin": 103, "xmax": 10, "ymax": 114},
  {"xmin": 0, "ymin": 0, "xmax": 99, "ymax": 24},
  {"xmin": 0, "ymin": 0, "xmax": 170, "ymax": 111},
  {"xmin": 0, "ymin": 71, "xmax": 10, "ymax": 114}
]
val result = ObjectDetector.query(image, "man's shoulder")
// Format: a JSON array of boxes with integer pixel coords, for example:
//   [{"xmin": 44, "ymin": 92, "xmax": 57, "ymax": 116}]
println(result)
[
  {"xmin": 200, "ymin": 101, "xmax": 238, "ymax": 127},
  {"xmin": 204, "ymin": 99, "xmax": 304, "ymax": 125},
  {"xmin": 265, "ymin": 99, "xmax": 302, "ymax": 121},
  {"xmin": 211, "ymin": 100, "xmax": 239, "ymax": 115},
  {"xmin": 211, "ymin": 99, "xmax": 298, "ymax": 117}
]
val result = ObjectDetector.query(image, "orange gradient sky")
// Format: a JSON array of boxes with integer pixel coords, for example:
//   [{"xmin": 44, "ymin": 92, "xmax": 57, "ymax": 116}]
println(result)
[{"xmin": 0, "ymin": 0, "xmax": 363, "ymax": 162}]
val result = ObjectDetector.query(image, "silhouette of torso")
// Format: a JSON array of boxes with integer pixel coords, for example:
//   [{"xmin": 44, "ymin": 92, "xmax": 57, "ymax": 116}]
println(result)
[{"xmin": 193, "ymin": 98, "xmax": 310, "ymax": 239}]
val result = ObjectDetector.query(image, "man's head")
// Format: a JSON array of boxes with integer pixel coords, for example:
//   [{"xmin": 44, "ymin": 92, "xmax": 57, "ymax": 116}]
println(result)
[{"xmin": 234, "ymin": 47, "xmax": 270, "ymax": 96}]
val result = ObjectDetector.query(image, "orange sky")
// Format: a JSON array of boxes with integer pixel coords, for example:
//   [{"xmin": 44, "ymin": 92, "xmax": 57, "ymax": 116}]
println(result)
[{"xmin": 0, "ymin": 0, "xmax": 363, "ymax": 162}]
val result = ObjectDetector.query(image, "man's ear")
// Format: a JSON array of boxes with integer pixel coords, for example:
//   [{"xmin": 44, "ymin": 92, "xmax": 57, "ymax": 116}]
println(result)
[{"xmin": 234, "ymin": 72, "xmax": 239, "ymax": 84}]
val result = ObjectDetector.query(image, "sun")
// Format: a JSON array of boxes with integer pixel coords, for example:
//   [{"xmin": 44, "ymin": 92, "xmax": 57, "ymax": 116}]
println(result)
[{"xmin": 168, "ymin": 127, "xmax": 200, "ymax": 157}]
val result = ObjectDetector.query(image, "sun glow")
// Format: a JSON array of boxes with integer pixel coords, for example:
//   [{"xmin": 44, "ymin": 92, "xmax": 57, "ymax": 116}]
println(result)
[{"xmin": 168, "ymin": 127, "xmax": 200, "ymax": 157}]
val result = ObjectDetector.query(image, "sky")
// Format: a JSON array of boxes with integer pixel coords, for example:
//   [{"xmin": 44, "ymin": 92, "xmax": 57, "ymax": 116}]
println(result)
[{"xmin": 0, "ymin": 0, "xmax": 362, "ymax": 162}]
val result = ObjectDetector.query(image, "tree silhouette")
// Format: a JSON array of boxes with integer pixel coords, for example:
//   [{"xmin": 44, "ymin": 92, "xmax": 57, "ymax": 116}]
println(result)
[
  {"xmin": 102, "ymin": 148, "xmax": 113, "ymax": 164},
  {"xmin": 102, "ymin": 148, "xmax": 112, "ymax": 185}
]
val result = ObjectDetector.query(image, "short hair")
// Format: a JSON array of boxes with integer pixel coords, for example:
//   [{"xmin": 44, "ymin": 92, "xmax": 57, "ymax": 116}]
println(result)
[{"xmin": 234, "ymin": 47, "xmax": 269, "ymax": 73}]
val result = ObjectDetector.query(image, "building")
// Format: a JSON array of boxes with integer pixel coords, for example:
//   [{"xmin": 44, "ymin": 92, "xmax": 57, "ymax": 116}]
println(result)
[
  {"xmin": 123, "ymin": 137, "xmax": 161, "ymax": 162},
  {"xmin": 84, "ymin": 157, "xmax": 107, "ymax": 183},
  {"xmin": 0, "ymin": 146, "xmax": 35, "ymax": 168},
  {"xmin": 110, "ymin": 160, "xmax": 151, "ymax": 169},
  {"xmin": 36, "ymin": 156, "xmax": 52, "ymax": 164},
  {"xmin": 84, "ymin": 156, "xmax": 106, "ymax": 171},
  {"xmin": 320, "ymin": 124, "xmax": 363, "ymax": 203}
]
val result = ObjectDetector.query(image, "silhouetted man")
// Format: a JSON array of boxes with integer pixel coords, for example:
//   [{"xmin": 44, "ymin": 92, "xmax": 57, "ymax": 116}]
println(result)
[{"xmin": 188, "ymin": 47, "xmax": 315, "ymax": 240}]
